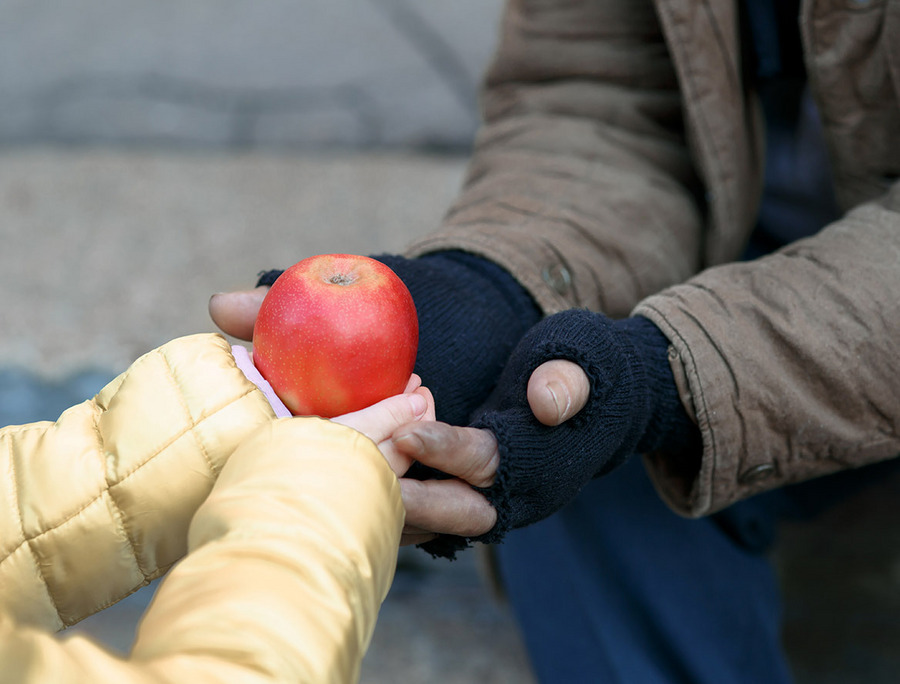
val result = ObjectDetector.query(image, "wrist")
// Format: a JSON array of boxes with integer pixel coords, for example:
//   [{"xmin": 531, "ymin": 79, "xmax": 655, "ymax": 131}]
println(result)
[
  {"xmin": 468, "ymin": 310, "xmax": 700, "ymax": 543},
  {"xmin": 613, "ymin": 316, "xmax": 700, "ymax": 455}
]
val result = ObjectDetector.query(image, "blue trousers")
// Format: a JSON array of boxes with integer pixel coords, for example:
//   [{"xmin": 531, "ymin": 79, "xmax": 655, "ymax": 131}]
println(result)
[{"xmin": 494, "ymin": 456, "xmax": 793, "ymax": 684}]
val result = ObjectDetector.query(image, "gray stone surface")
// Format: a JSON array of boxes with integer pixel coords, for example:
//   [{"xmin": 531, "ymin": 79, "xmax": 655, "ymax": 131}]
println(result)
[
  {"xmin": 0, "ymin": 0, "xmax": 502, "ymax": 150},
  {"xmin": 0, "ymin": 149, "xmax": 470, "ymax": 374}
]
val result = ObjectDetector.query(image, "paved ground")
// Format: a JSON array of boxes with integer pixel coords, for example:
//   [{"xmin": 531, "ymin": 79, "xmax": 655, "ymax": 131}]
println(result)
[
  {"xmin": 2, "ymin": 1, "xmax": 900, "ymax": 681},
  {"xmin": 0, "ymin": 0, "xmax": 502, "ymax": 151}
]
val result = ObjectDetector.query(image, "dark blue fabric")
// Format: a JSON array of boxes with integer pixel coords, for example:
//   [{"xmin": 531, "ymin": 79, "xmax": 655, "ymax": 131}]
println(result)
[
  {"xmin": 740, "ymin": 0, "xmax": 803, "ymax": 81},
  {"xmin": 375, "ymin": 251, "xmax": 542, "ymax": 559},
  {"xmin": 743, "ymin": 84, "xmax": 840, "ymax": 259},
  {"xmin": 496, "ymin": 457, "xmax": 794, "ymax": 684},
  {"xmin": 470, "ymin": 311, "xmax": 700, "ymax": 545},
  {"xmin": 373, "ymin": 252, "xmax": 542, "ymax": 427},
  {"xmin": 739, "ymin": 0, "xmax": 839, "ymax": 259}
]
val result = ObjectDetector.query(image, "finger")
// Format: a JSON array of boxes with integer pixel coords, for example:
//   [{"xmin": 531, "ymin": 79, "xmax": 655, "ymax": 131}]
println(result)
[
  {"xmin": 400, "ymin": 533, "xmax": 439, "ymax": 547},
  {"xmin": 333, "ymin": 391, "xmax": 429, "ymax": 445},
  {"xmin": 415, "ymin": 385, "xmax": 436, "ymax": 422},
  {"xmin": 399, "ymin": 478, "xmax": 497, "ymax": 538},
  {"xmin": 369, "ymin": 387, "xmax": 435, "ymax": 476},
  {"xmin": 401, "ymin": 375, "xmax": 438, "ymax": 420},
  {"xmin": 208, "ymin": 288, "xmax": 268, "ymax": 341},
  {"xmin": 392, "ymin": 422, "xmax": 498, "ymax": 488},
  {"xmin": 402, "ymin": 376, "xmax": 437, "ymax": 420},
  {"xmin": 336, "ymin": 387, "xmax": 435, "ymax": 477},
  {"xmin": 401, "ymin": 523, "xmax": 437, "ymax": 536},
  {"xmin": 527, "ymin": 359, "xmax": 590, "ymax": 426}
]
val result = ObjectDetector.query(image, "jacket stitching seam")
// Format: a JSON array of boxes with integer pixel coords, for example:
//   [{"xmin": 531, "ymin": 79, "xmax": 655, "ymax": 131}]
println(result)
[
  {"xmin": 3, "ymin": 434, "xmax": 65, "ymax": 627},
  {"xmin": 160, "ymin": 348, "xmax": 217, "ymax": 477},
  {"xmin": 0, "ymin": 389, "xmax": 257, "ymax": 576},
  {"xmin": 639, "ymin": 303, "xmax": 719, "ymax": 509},
  {"xmin": 655, "ymin": 0, "xmax": 735, "ymax": 240},
  {"xmin": 101, "ymin": 349, "xmax": 224, "ymax": 580},
  {"xmin": 92, "ymin": 401, "xmax": 149, "ymax": 584}
]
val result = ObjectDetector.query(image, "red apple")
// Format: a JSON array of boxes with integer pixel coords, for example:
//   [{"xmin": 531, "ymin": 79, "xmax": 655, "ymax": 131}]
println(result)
[{"xmin": 252, "ymin": 254, "xmax": 418, "ymax": 417}]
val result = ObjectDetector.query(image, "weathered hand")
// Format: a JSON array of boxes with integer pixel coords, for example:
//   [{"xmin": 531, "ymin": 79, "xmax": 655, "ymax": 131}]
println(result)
[
  {"xmin": 466, "ymin": 310, "xmax": 697, "ymax": 547},
  {"xmin": 392, "ymin": 422, "xmax": 498, "ymax": 546},
  {"xmin": 526, "ymin": 359, "xmax": 590, "ymax": 426},
  {"xmin": 391, "ymin": 358, "xmax": 589, "ymax": 550}
]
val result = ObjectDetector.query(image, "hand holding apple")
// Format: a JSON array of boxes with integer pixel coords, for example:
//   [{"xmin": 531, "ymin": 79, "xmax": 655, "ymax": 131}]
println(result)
[{"xmin": 251, "ymin": 254, "xmax": 419, "ymax": 418}]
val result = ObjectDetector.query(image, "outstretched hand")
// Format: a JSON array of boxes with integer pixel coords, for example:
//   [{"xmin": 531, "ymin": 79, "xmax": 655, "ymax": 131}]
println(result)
[
  {"xmin": 391, "ymin": 359, "xmax": 589, "ymax": 548},
  {"xmin": 334, "ymin": 374, "xmax": 436, "ymax": 477},
  {"xmin": 394, "ymin": 309, "xmax": 696, "ymax": 558}
]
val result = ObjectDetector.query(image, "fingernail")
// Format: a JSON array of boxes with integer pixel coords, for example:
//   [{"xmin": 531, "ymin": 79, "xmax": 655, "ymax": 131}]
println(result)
[
  {"xmin": 408, "ymin": 392, "xmax": 427, "ymax": 417},
  {"xmin": 545, "ymin": 381, "xmax": 571, "ymax": 422}
]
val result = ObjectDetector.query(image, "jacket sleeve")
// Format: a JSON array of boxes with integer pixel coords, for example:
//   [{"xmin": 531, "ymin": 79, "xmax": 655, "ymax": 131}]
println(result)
[
  {"xmin": 0, "ymin": 418, "xmax": 404, "ymax": 684},
  {"xmin": 0, "ymin": 333, "xmax": 276, "ymax": 632},
  {"xmin": 634, "ymin": 186, "xmax": 900, "ymax": 517},
  {"xmin": 405, "ymin": 0, "xmax": 704, "ymax": 317}
]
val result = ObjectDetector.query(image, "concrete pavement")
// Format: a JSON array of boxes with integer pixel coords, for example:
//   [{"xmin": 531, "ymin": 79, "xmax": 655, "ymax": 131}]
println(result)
[{"xmin": 0, "ymin": 0, "xmax": 502, "ymax": 150}]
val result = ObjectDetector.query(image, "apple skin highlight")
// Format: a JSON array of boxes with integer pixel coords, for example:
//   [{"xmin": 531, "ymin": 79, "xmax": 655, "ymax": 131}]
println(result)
[{"xmin": 252, "ymin": 254, "xmax": 419, "ymax": 418}]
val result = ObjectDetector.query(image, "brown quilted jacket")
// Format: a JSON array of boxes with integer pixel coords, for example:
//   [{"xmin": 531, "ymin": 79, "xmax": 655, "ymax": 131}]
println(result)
[{"xmin": 406, "ymin": 0, "xmax": 900, "ymax": 517}]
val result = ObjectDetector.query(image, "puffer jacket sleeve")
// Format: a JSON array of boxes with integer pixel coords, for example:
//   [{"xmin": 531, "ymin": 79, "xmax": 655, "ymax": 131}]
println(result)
[
  {"xmin": 635, "ymin": 186, "xmax": 900, "ymax": 517},
  {"xmin": 0, "ymin": 418, "xmax": 404, "ymax": 684},
  {"xmin": 0, "ymin": 333, "xmax": 276, "ymax": 632},
  {"xmin": 405, "ymin": 0, "xmax": 704, "ymax": 317}
]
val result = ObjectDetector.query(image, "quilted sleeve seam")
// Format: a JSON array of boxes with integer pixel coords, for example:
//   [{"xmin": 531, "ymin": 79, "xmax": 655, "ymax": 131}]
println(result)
[{"xmin": 3, "ymin": 433, "xmax": 65, "ymax": 629}]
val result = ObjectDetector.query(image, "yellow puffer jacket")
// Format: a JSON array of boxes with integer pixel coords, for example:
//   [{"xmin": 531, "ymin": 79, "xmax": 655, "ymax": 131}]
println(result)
[{"xmin": 0, "ymin": 333, "xmax": 405, "ymax": 683}]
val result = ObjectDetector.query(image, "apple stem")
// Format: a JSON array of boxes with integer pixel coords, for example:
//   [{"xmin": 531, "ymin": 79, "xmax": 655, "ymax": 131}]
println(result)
[{"xmin": 328, "ymin": 273, "xmax": 357, "ymax": 286}]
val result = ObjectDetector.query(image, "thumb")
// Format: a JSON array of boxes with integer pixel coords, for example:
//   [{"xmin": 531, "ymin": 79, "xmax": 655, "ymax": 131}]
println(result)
[
  {"xmin": 333, "ymin": 387, "xmax": 433, "ymax": 445},
  {"xmin": 527, "ymin": 359, "xmax": 590, "ymax": 426},
  {"xmin": 209, "ymin": 287, "xmax": 268, "ymax": 341}
]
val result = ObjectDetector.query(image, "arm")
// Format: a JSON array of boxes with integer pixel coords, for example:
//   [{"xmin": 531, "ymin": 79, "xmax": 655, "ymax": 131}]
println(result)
[
  {"xmin": 0, "ymin": 334, "xmax": 275, "ymax": 631},
  {"xmin": 0, "ymin": 418, "xmax": 405, "ymax": 684},
  {"xmin": 405, "ymin": 0, "xmax": 704, "ymax": 316},
  {"xmin": 395, "ymin": 190, "xmax": 900, "ymax": 547},
  {"xmin": 636, "ymin": 188, "xmax": 900, "ymax": 516}
]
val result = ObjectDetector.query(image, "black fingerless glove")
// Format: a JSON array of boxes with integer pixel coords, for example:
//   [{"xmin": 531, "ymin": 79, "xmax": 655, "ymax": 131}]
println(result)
[
  {"xmin": 469, "ymin": 309, "xmax": 701, "ymax": 545},
  {"xmin": 259, "ymin": 251, "xmax": 541, "ymax": 426}
]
